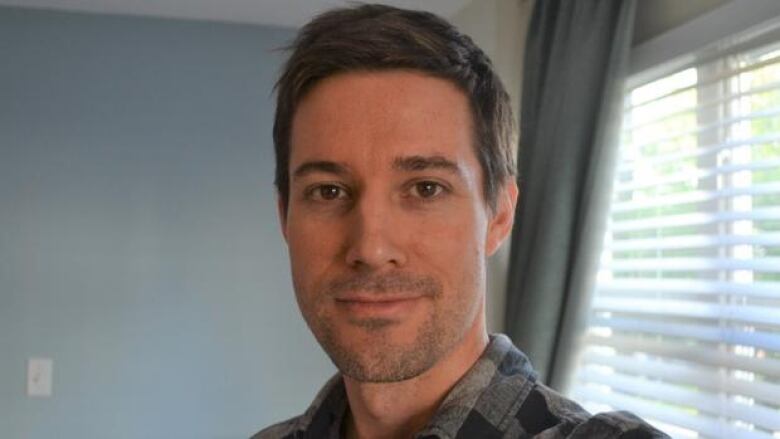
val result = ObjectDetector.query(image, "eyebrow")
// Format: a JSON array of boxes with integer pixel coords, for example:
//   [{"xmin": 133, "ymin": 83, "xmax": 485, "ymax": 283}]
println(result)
[
  {"xmin": 293, "ymin": 161, "xmax": 350, "ymax": 179},
  {"xmin": 392, "ymin": 155, "xmax": 462, "ymax": 175},
  {"xmin": 291, "ymin": 155, "xmax": 463, "ymax": 179}
]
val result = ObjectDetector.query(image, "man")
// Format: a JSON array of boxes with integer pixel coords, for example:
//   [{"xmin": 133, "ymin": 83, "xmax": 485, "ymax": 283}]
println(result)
[{"xmin": 255, "ymin": 4, "xmax": 668, "ymax": 439}]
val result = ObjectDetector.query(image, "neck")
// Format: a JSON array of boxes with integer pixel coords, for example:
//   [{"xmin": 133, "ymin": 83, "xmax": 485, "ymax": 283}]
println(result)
[{"xmin": 342, "ymin": 320, "xmax": 489, "ymax": 439}]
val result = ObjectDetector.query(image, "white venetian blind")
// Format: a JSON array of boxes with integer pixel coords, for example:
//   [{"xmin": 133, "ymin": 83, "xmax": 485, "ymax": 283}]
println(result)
[{"xmin": 568, "ymin": 25, "xmax": 780, "ymax": 439}]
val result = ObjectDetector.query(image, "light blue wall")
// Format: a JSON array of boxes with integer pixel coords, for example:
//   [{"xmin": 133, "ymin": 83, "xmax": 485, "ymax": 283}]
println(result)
[{"xmin": 0, "ymin": 7, "xmax": 334, "ymax": 439}]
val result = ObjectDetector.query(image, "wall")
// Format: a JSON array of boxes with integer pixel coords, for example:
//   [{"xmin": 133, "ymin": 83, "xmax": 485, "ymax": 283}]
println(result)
[
  {"xmin": 632, "ymin": 0, "xmax": 731, "ymax": 46},
  {"xmin": 452, "ymin": 0, "xmax": 533, "ymax": 334},
  {"xmin": 0, "ymin": 7, "xmax": 334, "ymax": 439}
]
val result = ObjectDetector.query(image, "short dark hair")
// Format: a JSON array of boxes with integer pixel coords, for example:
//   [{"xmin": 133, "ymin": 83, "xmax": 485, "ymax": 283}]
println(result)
[{"xmin": 273, "ymin": 4, "xmax": 516, "ymax": 211}]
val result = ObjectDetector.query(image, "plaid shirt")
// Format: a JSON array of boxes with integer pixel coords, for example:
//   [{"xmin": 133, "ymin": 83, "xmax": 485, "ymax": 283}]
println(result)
[{"xmin": 252, "ymin": 334, "xmax": 669, "ymax": 438}]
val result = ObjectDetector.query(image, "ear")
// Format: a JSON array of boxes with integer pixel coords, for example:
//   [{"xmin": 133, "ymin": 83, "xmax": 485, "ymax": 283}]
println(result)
[
  {"xmin": 277, "ymin": 193, "xmax": 289, "ymax": 243},
  {"xmin": 485, "ymin": 179, "xmax": 518, "ymax": 256}
]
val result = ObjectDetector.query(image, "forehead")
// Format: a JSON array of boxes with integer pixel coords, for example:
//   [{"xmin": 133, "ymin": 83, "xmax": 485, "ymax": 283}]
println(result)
[{"xmin": 289, "ymin": 70, "xmax": 477, "ymax": 168}]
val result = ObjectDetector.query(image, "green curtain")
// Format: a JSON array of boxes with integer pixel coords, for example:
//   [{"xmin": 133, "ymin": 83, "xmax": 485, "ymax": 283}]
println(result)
[{"xmin": 505, "ymin": 0, "xmax": 636, "ymax": 390}]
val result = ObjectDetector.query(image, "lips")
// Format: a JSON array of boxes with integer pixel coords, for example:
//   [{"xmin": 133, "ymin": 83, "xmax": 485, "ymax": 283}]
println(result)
[
  {"xmin": 334, "ymin": 295, "xmax": 423, "ymax": 318},
  {"xmin": 335, "ymin": 293, "xmax": 422, "ymax": 303},
  {"xmin": 324, "ymin": 273, "xmax": 441, "ymax": 320}
]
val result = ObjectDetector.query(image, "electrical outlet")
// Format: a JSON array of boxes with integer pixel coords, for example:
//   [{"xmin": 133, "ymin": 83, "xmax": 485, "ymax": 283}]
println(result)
[{"xmin": 27, "ymin": 358, "xmax": 53, "ymax": 397}]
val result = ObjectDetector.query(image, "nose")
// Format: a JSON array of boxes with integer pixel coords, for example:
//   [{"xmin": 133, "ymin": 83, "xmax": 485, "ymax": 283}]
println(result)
[{"xmin": 344, "ymin": 194, "xmax": 407, "ymax": 270}]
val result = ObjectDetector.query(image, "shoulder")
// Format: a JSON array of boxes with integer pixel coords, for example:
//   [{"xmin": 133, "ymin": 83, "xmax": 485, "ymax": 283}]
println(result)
[
  {"xmin": 250, "ymin": 374, "xmax": 347, "ymax": 439},
  {"xmin": 568, "ymin": 411, "xmax": 669, "ymax": 438},
  {"xmin": 250, "ymin": 415, "xmax": 301, "ymax": 439},
  {"xmin": 519, "ymin": 383, "xmax": 670, "ymax": 438}
]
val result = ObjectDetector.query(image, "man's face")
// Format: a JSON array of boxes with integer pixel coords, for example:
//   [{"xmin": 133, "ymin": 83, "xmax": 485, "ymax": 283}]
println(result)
[{"xmin": 281, "ymin": 70, "xmax": 515, "ymax": 382}]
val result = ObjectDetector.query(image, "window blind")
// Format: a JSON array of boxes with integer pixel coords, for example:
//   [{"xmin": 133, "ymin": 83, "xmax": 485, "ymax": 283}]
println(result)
[{"xmin": 568, "ymin": 27, "xmax": 780, "ymax": 439}]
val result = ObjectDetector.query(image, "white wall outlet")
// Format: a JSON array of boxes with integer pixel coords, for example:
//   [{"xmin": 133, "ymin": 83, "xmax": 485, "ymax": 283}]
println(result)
[{"xmin": 27, "ymin": 358, "xmax": 53, "ymax": 397}]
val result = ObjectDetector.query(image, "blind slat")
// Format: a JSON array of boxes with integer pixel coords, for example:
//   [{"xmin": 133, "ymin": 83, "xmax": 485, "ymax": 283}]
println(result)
[
  {"xmin": 605, "ymin": 233, "xmax": 780, "ymax": 252},
  {"xmin": 592, "ymin": 297, "xmax": 780, "ymax": 326},
  {"xmin": 603, "ymin": 257, "xmax": 780, "ymax": 272},
  {"xmin": 582, "ymin": 350, "xmax": 780, "ymax": 405},
  {"xmin": 584, "ymin": 333, "xmax": 780, "ymax": 379},
  {"xmin": 597, "ymin": 279, "xmax": 780, "ymax": 299},
  {"xmin": 579, "ymin": 367, "xmax": 780, "ymax": 432},
  {"xmin": 611, "ymin": 183, "xmax": 780, "ymax": 213},
  {"xmin": 624, "ymin": 78, "xmax": 780, "ymax": 134},
  {"xmin": 589, "ymin": 317, "xmax": 780, "ymax": 351},
  {"xmin": 610, "ymin": 209, "xmax": 780, "ymax": 232},
  {"xmin": 629, "ymin": 105, "xmax": 780, "ymax": 152},
  {"xmin": 626, "ymin": 54, "xmax": 780, "ymax": 111},
  {"xmin": 617, "ymin": 134, "xmax": 780, "ymax": 175},
  {"xmin": 615, "ymin": 158, "xmax": 780, "ymax": 194},
  {"xmin": 573, "ymin": 387, "xmax": 774, "ymax": 439}
]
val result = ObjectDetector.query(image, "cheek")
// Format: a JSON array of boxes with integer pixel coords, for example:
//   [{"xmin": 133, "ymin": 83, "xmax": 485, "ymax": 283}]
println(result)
[
  {"xmin": 408, "ymin": 209, "xmax": 487, "ymax": 277},
  {"xmin": 287, "ymin": 212, "xmax": 343, "ymax": 254},
  {"xmin": 412, "ymin": 214, "xmax": 486, "ymax": 328},
  {"xmin": 287, "ymin": 228, "xmax": 334, "ymax": 325},
  {"xmin": 286, "ymin": 216, "xmax": 346, "ymax": 290}
]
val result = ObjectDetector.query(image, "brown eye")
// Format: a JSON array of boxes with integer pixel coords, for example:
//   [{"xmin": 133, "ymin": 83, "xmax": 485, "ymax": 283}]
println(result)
[
  {"xmin": 413, "ymin": 181, "xmax": 443, "ymax": 199},
  {"xmin": 309, "ymin": 184, "xmax": 348, "ymax": 201},
  {"xmin": 320, "ymin": 185, "xmax": 341, "ymax": 200}
]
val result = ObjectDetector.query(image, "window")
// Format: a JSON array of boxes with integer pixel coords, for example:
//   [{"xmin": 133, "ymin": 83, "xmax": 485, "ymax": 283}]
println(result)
[{"xmin": 568, "ymin": 19, "xmax": 780, "ymax": 439}]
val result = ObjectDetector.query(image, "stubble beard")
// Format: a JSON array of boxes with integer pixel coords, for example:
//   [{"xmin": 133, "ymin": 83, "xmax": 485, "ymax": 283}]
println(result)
[{"xmin": 299, "ymin": 272, "xmax": 475, "ymax": 383}]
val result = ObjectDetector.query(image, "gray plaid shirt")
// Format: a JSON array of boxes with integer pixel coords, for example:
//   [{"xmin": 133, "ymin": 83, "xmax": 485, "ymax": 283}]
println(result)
[{"xmin": 252, "ymin": 334, "xmax": 669, "ymax": 438}]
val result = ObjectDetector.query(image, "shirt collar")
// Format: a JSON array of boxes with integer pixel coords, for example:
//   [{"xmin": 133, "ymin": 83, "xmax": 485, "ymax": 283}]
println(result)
[
  {"xmin": 418, "ymin": 334, "xmax": 538, "ymax": 437},
  {"xmin": 296, "ymin": 334, "xmax": 537, "ymax": 438}
]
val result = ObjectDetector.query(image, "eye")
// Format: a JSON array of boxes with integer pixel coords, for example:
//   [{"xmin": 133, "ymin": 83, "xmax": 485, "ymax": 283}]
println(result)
[
  {"xmin": 411, "ymin": 181, "xmax": 445, "ymax": 199},
  {"xmin": 307, "ymin": 184, "xmax": 349, "ymax": 201}
]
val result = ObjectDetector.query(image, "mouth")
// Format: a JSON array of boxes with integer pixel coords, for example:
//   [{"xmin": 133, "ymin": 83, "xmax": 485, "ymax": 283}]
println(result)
[{"xmin": 334, "ymin": 295, "xmax": 423, "ymax": 318}]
